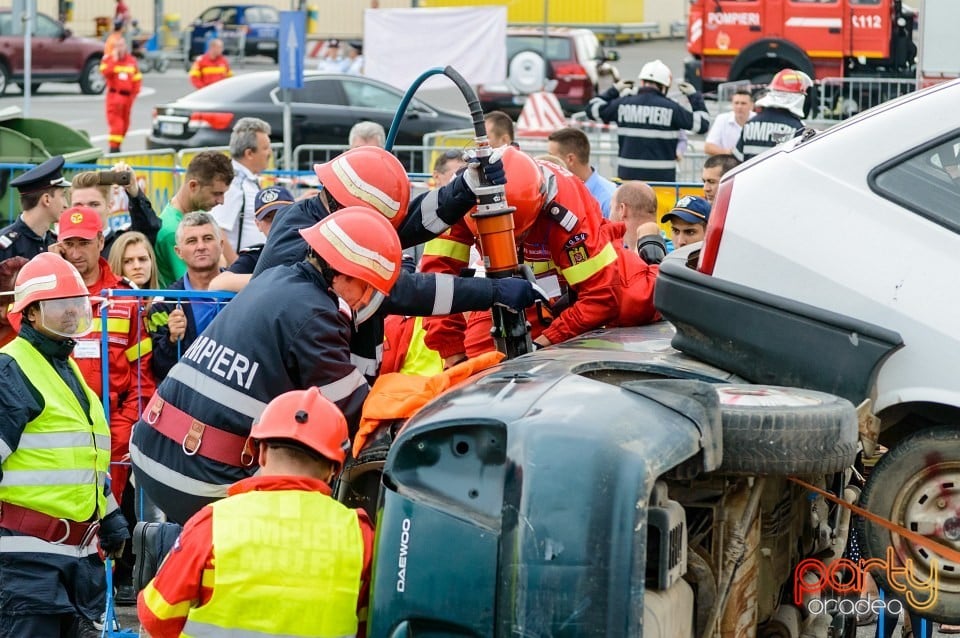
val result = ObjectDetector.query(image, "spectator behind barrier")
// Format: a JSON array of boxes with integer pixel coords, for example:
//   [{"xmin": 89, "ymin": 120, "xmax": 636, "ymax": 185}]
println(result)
[
  {"xmin": 148, "ymin": 212, "xmax": 225, "ymax": 381},
  {"xmin": 154, "ymin": 152, "xmax": 233, "ymax": 287},
  {"xmin": 108, "ymin": 230, "xmax": 159, "ymax": 289},
  {"xmin": 610, "ymin": 181, "xmax": 665, "ymax": 264},
  {"xmin": 484, "ymin": 110, "xmax": 515, "ymax": 148},
  {"xmin": 701, "ymin": 154, "xmax": 740, "ymax": 206},
  {"xmin": 348, "ymin": 121, "xmax": 386, "ymax": 149}
]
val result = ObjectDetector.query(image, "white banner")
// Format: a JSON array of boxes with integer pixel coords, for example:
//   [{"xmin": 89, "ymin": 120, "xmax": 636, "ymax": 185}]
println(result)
[{"xmin": 364, "ymin": 7, "xmax": 507, "ymax": 91}]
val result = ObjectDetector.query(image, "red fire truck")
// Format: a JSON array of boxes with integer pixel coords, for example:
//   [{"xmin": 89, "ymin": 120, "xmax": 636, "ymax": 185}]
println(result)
[{"xmin": 684, "ymin": 0, "xmax": 917, "ymax": 93}]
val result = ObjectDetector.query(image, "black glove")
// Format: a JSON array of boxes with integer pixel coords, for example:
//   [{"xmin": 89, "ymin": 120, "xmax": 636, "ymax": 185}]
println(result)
[
  {"xmin": 99, "ymin": 508, "xmax": 131, "ymax": 557},
  {"xmin": 462, "ymin": 148, "xmax": 507, "ymax": 192},
  {"xmin": 637, "ymin": 234, "xmax": 667, "ymax": 265},
  {"xmin": 490, "ymin": 276, "xmax": 541, "ymax": 312}
]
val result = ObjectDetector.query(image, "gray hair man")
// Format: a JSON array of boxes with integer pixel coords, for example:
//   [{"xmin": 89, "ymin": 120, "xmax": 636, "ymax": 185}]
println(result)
[
  {"xmin": 348, "ymin": 120, "xmax": 386, "ymax": 149},
  {"xmin": 210, "ymin": 117, "xmax": 273, "ymax": 262}
]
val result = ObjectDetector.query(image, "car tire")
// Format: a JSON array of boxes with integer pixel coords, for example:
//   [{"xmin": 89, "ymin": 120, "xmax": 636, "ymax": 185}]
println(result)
[
  {"xmin": 79, "ymin": 57, "xmax": 105, "ymax": 95},
  {"xmin": 155, "ymin": 57, "xmax": 170, "ymax": 74},
  {"xmin": 858, "ymin": 426, "xmax": 960, "ymax": 623},
  {"xmin": 507, "ymin": 49, "xmax": 550, "ymax": 95},
  {"xmin": 0, "ymin": 62, "xmax": 9, "ymax": 95},
  {"xmin": 715, "ymin": 385, "xmax": 858, "ymax": 475}
]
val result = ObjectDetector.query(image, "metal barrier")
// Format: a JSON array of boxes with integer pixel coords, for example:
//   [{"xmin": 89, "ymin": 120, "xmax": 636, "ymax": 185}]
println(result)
[
  {"xmin": 812, "ymin": 76, "xmax": 917, "ymax": 123},
  {"xmin": 509, "ymin": 21, "xmax": 660, "ymax": 46}
]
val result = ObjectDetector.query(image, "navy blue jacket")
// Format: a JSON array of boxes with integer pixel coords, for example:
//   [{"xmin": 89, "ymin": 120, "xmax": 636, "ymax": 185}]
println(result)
[
  {"xmin": 587, "ymin": 86, "xmax": 710, "ymax": 182},
  {"xmin": 734, "ymin": 107, "xmax": 804, "ymax": 162}
]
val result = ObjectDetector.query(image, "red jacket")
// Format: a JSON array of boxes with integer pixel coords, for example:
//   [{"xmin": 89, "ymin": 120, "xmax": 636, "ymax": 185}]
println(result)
[
  {"xmin": 189, "ymin": 53, "xmax": 233, "ymax": 89},
  {"xmin": 73, "ymin": 258, "xmax": 155, "ymax": 444},
  {"xmin": 100, "ymin": 53, "xmax": 142, "ymax": 97},
  {"xmin": 137, "ymin": 475, "xmax": 376, "ymax": 638},
  {"xmin": 422, "ymin": 161, "xmax": 655, "ymax": 356}
]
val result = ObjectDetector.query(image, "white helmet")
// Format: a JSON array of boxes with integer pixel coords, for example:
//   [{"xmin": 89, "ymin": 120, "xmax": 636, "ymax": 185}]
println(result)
[{"xmin": 638, "ymin": 59, "xmax": 672, "ymax": 89}]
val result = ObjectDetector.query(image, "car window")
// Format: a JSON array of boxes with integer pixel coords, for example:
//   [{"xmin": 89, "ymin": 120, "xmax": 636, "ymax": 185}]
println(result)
[
  {"xmin": 199, "ymin": 8, "xmax": 222, "ymax": 22},
  {"xmin": 343, "ymin": 80, "xmax": 401, "ymax": 110},
  {"xmin": 871, "ymin": 131, "xmax": 960, "ymax": 231},
  {"xmin": 507, "ymin": 36, "xmax": 572, "ymax": 62},
  {"xmin": 289, "ymin": 78, "xmax": 344, "ymax": 105},
  {"xmin": 0, "ymin": 14, "xmax": 11, "ymax": 36},
  {"xmin": 220, "ymin": 8, "xmax": 238, "ymax": 26},
  {"xmin": 35, "ymin": 13, "xmax": 60, "ymax": 37},
  {"xmin": 259, "ymin": 7, "xmax": 279, "ymax": 22}
]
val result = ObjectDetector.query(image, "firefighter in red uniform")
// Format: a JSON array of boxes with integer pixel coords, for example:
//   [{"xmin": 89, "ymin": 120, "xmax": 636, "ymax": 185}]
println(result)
[
  {"xmin": 100, "ymin": 38, "xmax": 141, "ymax": 153},
  {"xmin": 137, "ymin": 387, "xmax": 375, "ymax": 638},
  {"xmin": 55, "ymin": 206, "xmax": 155, "ymax": 501},
  {"xmin": 422, "ymin": 147, "xmax": 660, "ymax": 365},
  {"xmin": 188, "ymin": 38, "xmax": 233, "ymax": 89}
]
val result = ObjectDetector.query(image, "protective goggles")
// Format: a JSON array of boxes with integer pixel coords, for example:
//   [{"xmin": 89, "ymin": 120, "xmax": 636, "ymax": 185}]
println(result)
[{"xmin": 38, "ymin": 296, "xmax": 93, "ymax": 338}]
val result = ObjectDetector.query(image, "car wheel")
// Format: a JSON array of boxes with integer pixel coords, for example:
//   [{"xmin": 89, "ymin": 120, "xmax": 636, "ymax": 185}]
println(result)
[
  {"xmin": 79, "ymin": 57, "xmax": 105, "ymax": 95},
  {"xmin": 859, "ymin": 426, "xmax": 960, "ymax": 623},
  {"xmin": 0, "ymin": 62, "xmax": 9, "ymax": 95},
  {"xmin": 155, "ymin": 57, "xmax": 170, "ymax": 73},
  {"xmin": 507, "ymin": 49, "xmax": 550, "ymax": 95},
  {"xmin": 715, "ymin": 385, "xmax": 858, "ymax": 475}
]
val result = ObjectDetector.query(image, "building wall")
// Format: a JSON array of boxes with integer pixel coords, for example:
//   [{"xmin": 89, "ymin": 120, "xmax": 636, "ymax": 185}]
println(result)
[{"xmin": 41, "ymin": 0, "xmax": 406, "ymax": 39}]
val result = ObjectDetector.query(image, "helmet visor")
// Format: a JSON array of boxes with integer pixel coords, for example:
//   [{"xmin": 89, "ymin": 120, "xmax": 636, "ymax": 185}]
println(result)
[{"xmin": 38, "ymin": 296, "xmax": 93, "ymax": 338}]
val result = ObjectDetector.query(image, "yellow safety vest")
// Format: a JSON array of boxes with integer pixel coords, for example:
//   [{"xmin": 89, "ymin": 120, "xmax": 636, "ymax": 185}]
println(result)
[
  {"xmin": 0, "ymin": 337, "xmax": 111, "ymax": 521},
  {"xmin": 399, "ymin": 316, "xmax": 444, "ymax": 377},
  {"xmin": 182, "ymin": 489, "xmax": 364, "ymax": 638}
]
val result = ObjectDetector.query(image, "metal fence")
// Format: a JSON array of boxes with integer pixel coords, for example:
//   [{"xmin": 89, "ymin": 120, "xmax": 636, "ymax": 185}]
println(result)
[{"xmin": 812, "ymin": 76, "xmax": 917, "ymax": 124}]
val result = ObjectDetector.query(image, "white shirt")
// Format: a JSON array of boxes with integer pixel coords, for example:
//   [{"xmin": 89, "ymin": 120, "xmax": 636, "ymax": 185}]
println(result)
[
  {"xmin": 210, "ymin": 159, "xmax": 264, "ymax": 251},
  {"xmin": 705, "ymin": 110, "xmax": 755, "ymax": 153}
]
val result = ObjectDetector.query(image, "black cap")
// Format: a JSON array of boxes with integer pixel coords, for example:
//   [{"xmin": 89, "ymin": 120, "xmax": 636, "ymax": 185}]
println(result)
[
  {"xmin": 10, "ymin": 156, "xmax": 71, "ymax": 193},
  {"xmin": 348, "ymin": 40, "xmax": 362, "ymax": 54},
  {"xmin": 327, "ymin": 38, "xmax": 340, "ymax": 48}
]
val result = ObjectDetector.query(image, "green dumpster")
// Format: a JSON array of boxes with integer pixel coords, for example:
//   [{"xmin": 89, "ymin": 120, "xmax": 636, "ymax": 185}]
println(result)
[{"xmin": 0, "ymin": 113, "xmax": 102, "ymax": 224}]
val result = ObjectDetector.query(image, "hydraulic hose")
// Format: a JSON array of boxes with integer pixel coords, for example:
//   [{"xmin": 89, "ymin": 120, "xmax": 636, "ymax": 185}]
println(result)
[{"xmin": 386, "ymin": 67, "xmax": 533, "ymax": 359}]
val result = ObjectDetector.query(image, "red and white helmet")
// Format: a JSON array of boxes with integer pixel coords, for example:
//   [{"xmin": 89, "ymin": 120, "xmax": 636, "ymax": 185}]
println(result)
[
  {"xmin": 638, "ymin": 59, "xmax": 673, "ymax": 89},
  {"xmin": 757, "ymin": 68, "xmax": 813, "ymax": 118},
  {"xmin": 767, "ymin": 69, "xmax": 813, "ymax": 95},
  {"xmin": 313, "ymin": 147, "xmax": 410, "ymax": 229},
  {"xmin": 12, "ymin": 252, "xmax": 93, "ymax": 338},
  {"xmin": 299, "ymin": 206, "xmax": 402, "ymax": 295},
  {"xmin": 464, "ymin": 146, "xmax": 546, "ymax": 239},
  {"xmin": 250, "ymin": 387, "xmax": 350, "ymax": 470}
]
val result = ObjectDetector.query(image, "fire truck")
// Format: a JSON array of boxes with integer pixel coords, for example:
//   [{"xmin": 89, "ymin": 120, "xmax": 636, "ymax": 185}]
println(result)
[{"xmin": 684, "ymin": 0, "xmax": 917, "ymax": 93}]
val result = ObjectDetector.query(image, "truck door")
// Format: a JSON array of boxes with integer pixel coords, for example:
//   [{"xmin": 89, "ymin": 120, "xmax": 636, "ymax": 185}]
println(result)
[
  {"xmin": 848, "ymin": 0, "xmax": 891, "ymax": 60},
  {"xmin": 781, "ymin": 0, "xmax": 844, "ymax": 62},
  {"xmin": 702, "ymin": 0, "xmax": 764, "ymax": 59}
]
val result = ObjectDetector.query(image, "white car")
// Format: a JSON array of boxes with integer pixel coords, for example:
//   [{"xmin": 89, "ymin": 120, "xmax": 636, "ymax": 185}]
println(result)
[{"xmin": 654, "ymin": 78, "xmax": 960, "ymax": 622}]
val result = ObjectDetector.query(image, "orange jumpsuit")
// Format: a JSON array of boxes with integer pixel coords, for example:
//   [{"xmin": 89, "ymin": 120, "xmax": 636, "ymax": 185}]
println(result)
[
  {"xmin": 100, "ymin": 52, "xmax": 142, "ymax": 152},
  {"xmin": 189, "ymin": 53, "xmax": 233, "ymax": 89},
  {"xmin": 422, "ymin": 161, "xmax": 660, "ymax": 358}
]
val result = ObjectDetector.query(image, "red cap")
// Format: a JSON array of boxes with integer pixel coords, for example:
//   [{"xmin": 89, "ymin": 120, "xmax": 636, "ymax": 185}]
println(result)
[{"xmin": 58, "ymin": 206, "xmax": 103, "ymax": 240}]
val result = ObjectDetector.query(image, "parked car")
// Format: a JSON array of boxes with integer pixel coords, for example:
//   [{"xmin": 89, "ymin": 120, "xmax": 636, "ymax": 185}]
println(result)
[
  {"xmin": 337, "ymin": 323, "xmax": 860, "ymax": 637},
  {"xmin": 147, "ymin": 71, "xmax": 472, "ymax": 171},
  {"xmin": 654, "ymin": 78, "xmax": 960, "ymax": 622},
  {"xmin": 477, "ymin": 27, "xmax": 620, "ymax": 117},
  {"xmin": 184, "ymin": 4, "xmax": 279, "ymax": 63},
  {"xmin": 0, "ymin": 9, "xmax": 105, "ymax": 95}
]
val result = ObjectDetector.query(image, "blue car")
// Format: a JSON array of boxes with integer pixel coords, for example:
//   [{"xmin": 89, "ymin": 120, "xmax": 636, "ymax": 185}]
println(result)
[{"xmin": 185, "ymin": 4, "xmax": 279, "ymax": 62}]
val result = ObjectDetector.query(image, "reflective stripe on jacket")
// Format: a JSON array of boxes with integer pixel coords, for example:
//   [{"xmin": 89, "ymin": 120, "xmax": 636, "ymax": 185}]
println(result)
[
  {"xmin": 0, "ymin": 337, "xmax": 111, "ymax": 521},
  {"xmin": 181, "ymin": 489, "xmax": 363, "ymax": 638}
]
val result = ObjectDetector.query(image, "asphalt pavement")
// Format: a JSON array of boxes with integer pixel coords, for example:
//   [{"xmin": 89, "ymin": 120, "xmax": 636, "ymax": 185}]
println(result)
[{"xmin": 0, "ymin": 36, "xmax": 690, "ymax": 156}]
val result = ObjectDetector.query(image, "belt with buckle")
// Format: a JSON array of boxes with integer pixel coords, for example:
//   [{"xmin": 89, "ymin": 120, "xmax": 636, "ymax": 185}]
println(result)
[
  {"xmin": 143, "ymin": 393, "xmax": 253, "ymax": 467},
  {"xmin": 0, "ymin": 501, "xmax": 99, "ymax": 546}
]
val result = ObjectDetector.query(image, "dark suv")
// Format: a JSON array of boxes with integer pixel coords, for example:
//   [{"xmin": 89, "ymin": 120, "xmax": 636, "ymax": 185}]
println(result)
[
  {"xmin": 477, "ymin": 27, "xmax": 619, "ymax": 117},
  {"xmin": 0, "ymin": 9, "xmax": 105, "ymax": 95}
]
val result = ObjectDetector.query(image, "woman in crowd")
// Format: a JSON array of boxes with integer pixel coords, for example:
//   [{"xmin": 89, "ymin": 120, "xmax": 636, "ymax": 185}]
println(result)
[{"xmin": 109, "ymin": 231, "xmax": 158, "ymax": 289}]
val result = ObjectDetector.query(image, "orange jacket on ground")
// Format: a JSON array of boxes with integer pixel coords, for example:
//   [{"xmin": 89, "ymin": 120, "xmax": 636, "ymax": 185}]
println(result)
[
  {"xmin": 137, "ymin": 475, "xmax": 376, "ymax": 638},
  {"xmin": 189, "ymin": 53, "xmax": 233, "ymax": 89},
  {"xmin": 354, "ymin": 350, "xmax": 504, "ymax": 454},
  {"xmin": 422, "ymin": 161, "xmax": 628, "ymax": 357}
]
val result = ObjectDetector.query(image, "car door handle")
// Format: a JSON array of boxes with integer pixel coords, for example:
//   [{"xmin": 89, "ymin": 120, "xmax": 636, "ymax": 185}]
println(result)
[{"xmin": 750, "ymin": 25, "xmax": 761, "ymax": 32}]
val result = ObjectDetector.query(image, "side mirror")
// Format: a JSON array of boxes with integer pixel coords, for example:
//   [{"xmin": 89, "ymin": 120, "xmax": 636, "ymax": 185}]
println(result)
[
  {"xmin": 60, "ymin": 27, "xmax": 72, "ymax": 40},
  {"xmin": 605, "ymin": 50, "xmax": 620, "ymax": 62}
]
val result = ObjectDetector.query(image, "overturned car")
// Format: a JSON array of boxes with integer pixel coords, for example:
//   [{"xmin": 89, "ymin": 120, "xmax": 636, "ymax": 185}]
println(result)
[{"xmin": 339, "ymin": 324, "xmax": 860, "ymax": 637}]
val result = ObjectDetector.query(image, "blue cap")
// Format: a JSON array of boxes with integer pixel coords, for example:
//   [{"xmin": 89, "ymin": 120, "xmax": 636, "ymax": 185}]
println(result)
[
  {"xmin": 10, "ymin": 156, "xmax": 71, "ymax": 193},
  {"xmin": 254, "ymin": 186, "xmax": 295, "ymax": 221},
  {"xmin": 661, "ymin": 195, "xmax": 711, "ymax": 224}
]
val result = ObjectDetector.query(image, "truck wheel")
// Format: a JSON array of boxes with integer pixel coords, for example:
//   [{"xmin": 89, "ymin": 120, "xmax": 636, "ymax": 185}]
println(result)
[
  {"xmin": 716, "ymin": 385, "xmax": 858, "ymax": 475},
  {"xmin": 858, "ymin": 426, "xmax": 960, "ymax": 623}
]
